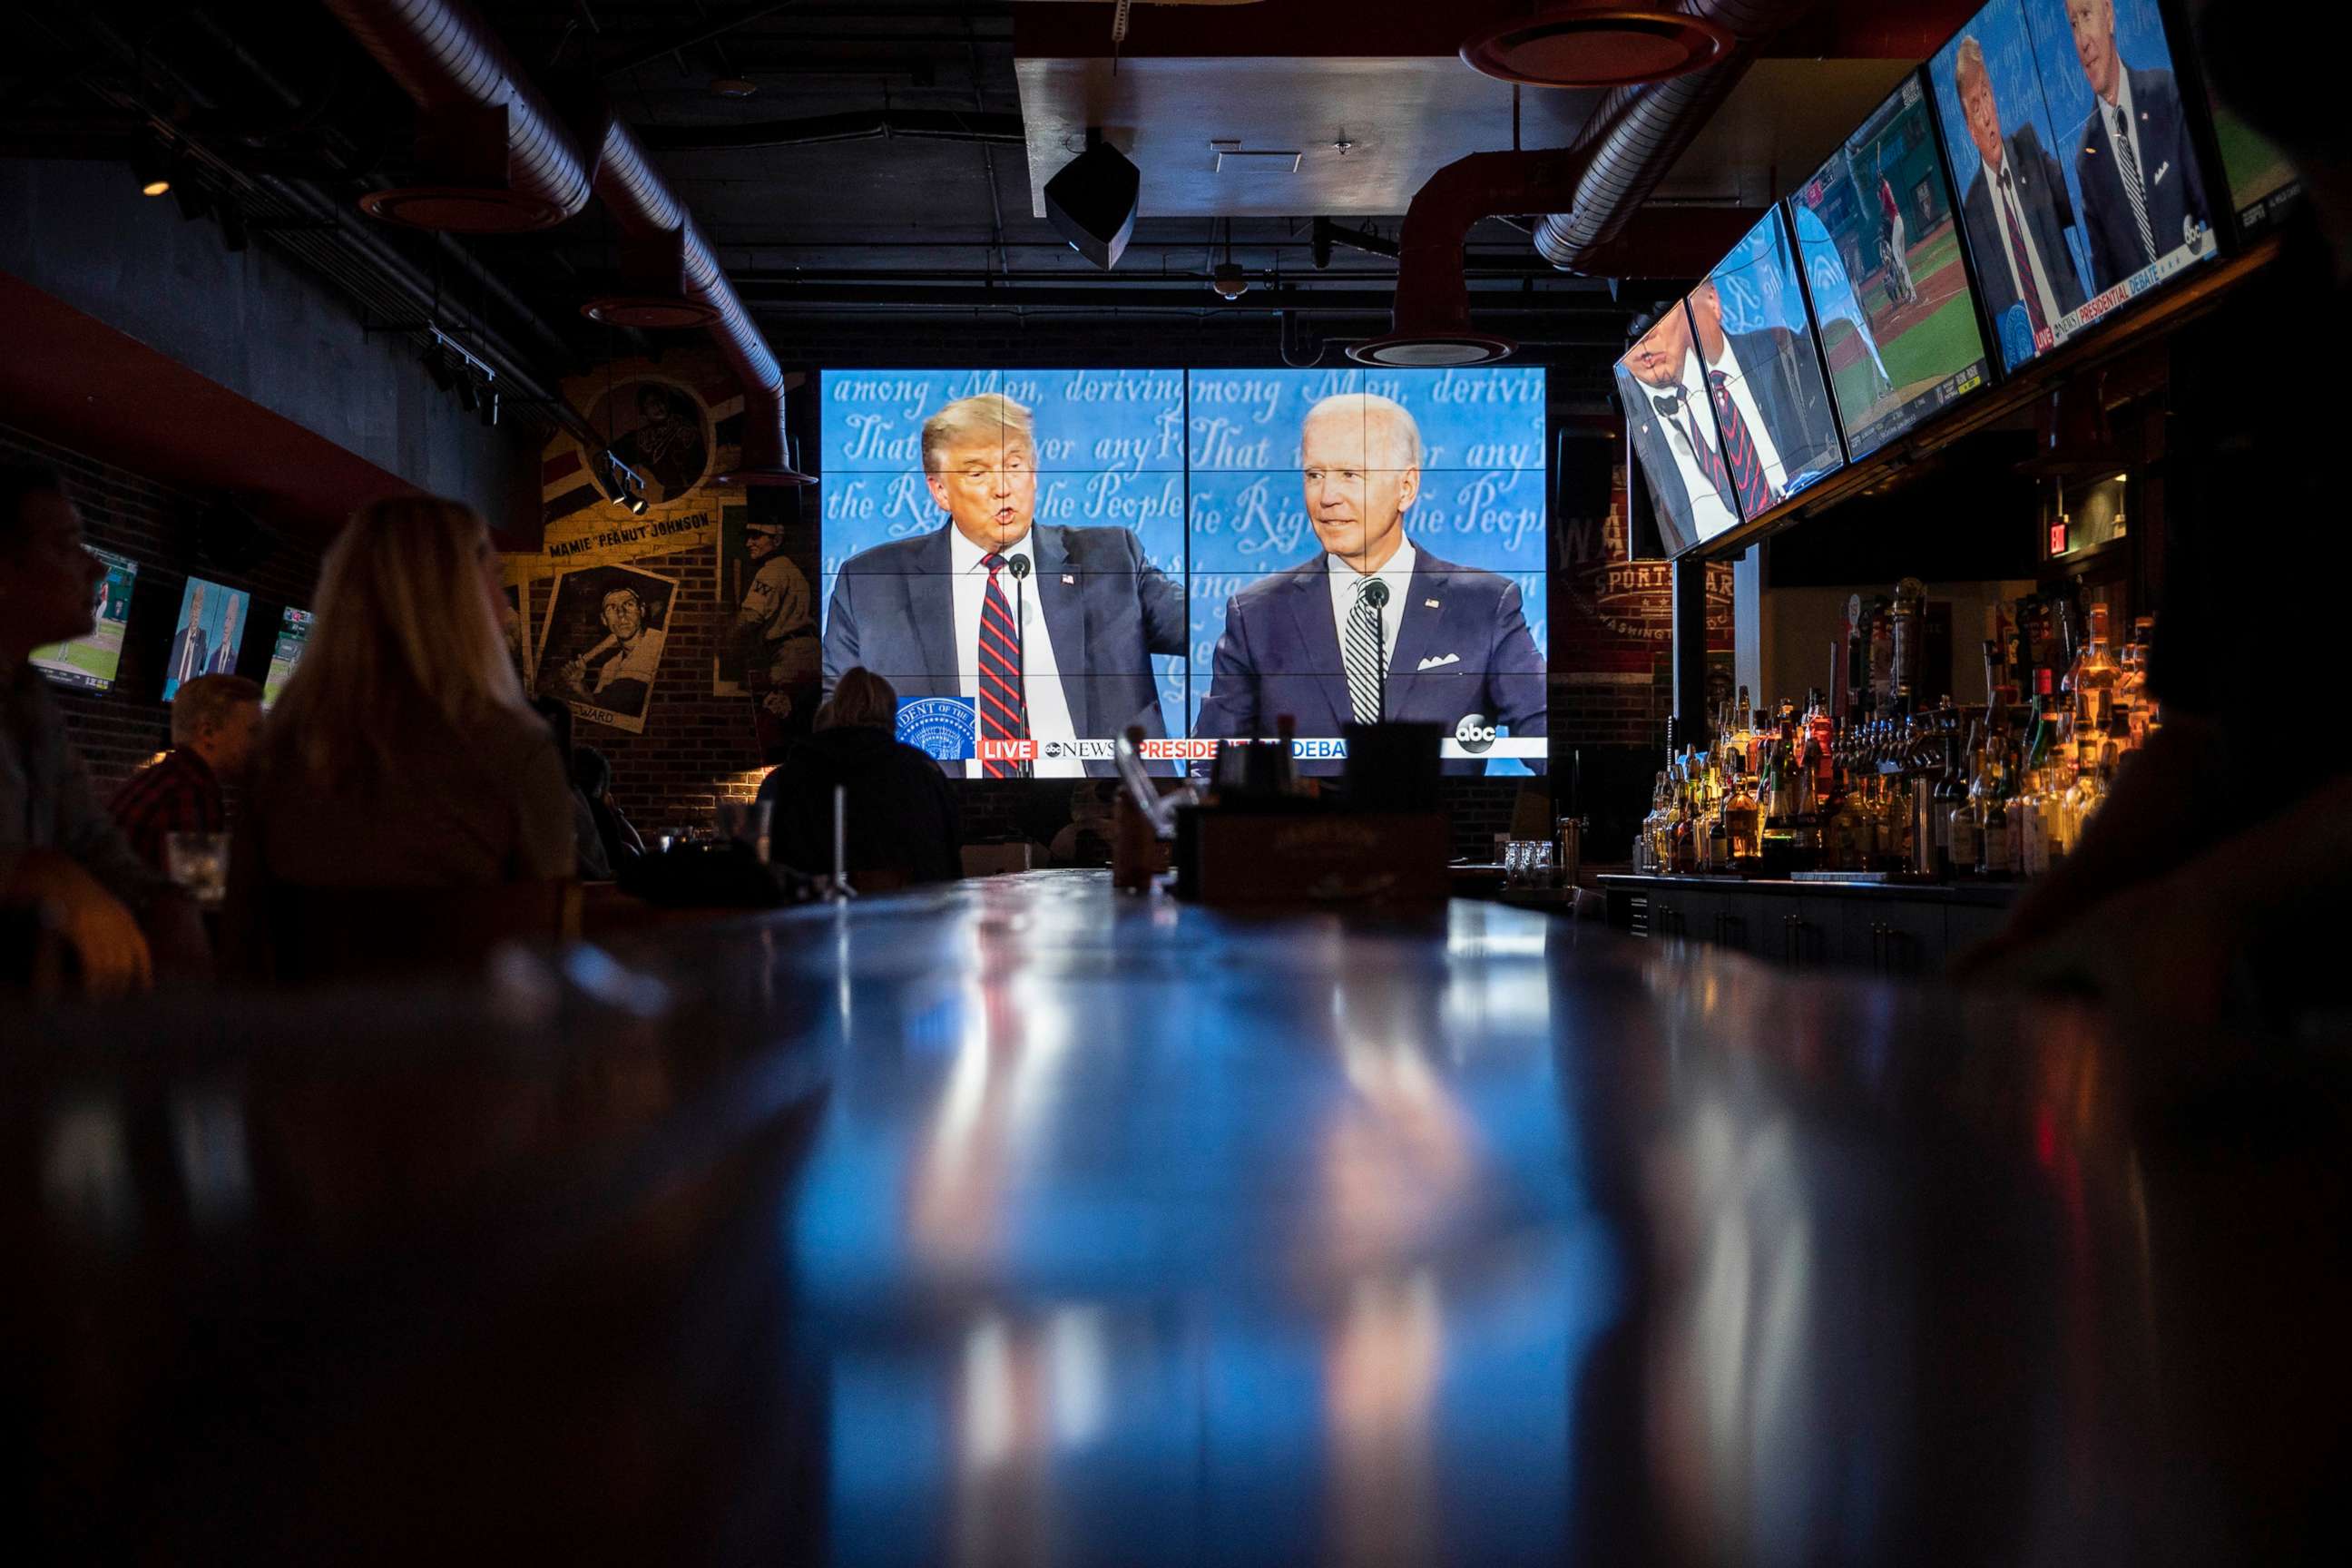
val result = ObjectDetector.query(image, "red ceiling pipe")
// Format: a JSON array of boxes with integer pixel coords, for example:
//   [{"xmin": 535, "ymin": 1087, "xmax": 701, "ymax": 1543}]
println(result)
[
  {"xmin": 1533, "ymin": 0, "xmax": 1821, "ymax": 271},
  {"xmin": 319, "ymin": 0, "xmax": 804, "ymax": 482},
  {"xmin": 1353, "ymin": 146, "xmax": 1593, "ymax": 364}
]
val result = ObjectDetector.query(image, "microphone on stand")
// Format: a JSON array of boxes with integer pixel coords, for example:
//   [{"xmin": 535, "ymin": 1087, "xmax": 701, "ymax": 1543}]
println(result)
[
  {"xmin": 1362, "ymin": 577, "xmax": 1390, "ymax": 721},
  {"xmin": 1007, "ymin": 554, "xmax": 1034, "ymax": 778}
]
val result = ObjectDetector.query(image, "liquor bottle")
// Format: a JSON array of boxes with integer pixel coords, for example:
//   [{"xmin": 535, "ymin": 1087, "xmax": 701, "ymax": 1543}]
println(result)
[
  {"xmin": 1725, "ymin": 766, "xmax": 1760, "ymax": 866},
  {"xmin": 2075, "ymin": 603, "xmax": 2119, "ymax": 740},
  {"xmin": 1977, "ymin": 737, "xmax": 2010, "ymax": 878},
  {"xmin": 1948, "ymin": 742, "xmax": 1981, "ymax": 879},
  {"xmin": 1936, "ymin": 721, "xmax": 1968, "ymax": 877}
]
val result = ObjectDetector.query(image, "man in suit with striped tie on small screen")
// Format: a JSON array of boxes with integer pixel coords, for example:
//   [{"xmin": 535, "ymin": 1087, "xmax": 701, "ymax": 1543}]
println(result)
[{"xmin": 2057, "ymin": 0, "xmax": 2210, "ymax": 293}]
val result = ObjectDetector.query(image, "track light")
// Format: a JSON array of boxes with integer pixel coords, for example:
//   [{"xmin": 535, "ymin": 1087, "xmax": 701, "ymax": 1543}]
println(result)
[
  {"xmin": 480, "ymin": 392, "xmax": 499, "ymax": 428},
  {"xmin": 626, "ymin": 494, "xmax": 649, "ymax": 515},
  {"xmin": 424, "ymin": 351, "xmax": 456, "ymax": 393},
  {"xmin": 131, "ymin": 147, "xmax": 172, "ymax": 198},
  {"xmin": 172, "ymin": 179, "xmax": 211, "ymax": 223},
  {"xmin": 458, "ymin": 378, "xmax": 480, "ymax": 414}
]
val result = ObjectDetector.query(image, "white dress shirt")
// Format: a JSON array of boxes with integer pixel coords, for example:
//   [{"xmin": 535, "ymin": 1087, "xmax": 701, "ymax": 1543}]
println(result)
[
  {"xmin": 947, "ymin": 525, "xmax": 1083, "ymax": 778},
  {"xmin": 1325, "ymin": 535, "xmax": 1416, "ymax": 693},
  {"xmin": 1638, "ymin": 349, "xmax": 1740, "ymax": 544},
  {"xmin": 593, "ymin": 626, "xmax": 667, "ymax": 697},
  {"xmin": 1701, "ymin": 333, "xmax": 1791, "ymax": 500},
  {"xmin": 1982, "ymin": 151, "xmax": 2067, "ymax": 330}
]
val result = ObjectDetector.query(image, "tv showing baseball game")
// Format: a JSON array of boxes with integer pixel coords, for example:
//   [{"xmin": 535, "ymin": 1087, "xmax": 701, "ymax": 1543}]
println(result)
[
  {"xmin": 29, "ymin": 547, "xmax": 138, "ymax": 693},
  {"xmin": 1926, "ymin": 0, "xmax": 2218, "ymax": 373},
  {"xmin": 261, "ymin": 605, "xmax": 312, "ymax": 708},
  {"xmin": 1791, "ymin": 74, "xmax": 1994, "ymax": 462},
  {"xmin": 817, "ymin": 367, "xmax": 1547, "ymax": 778}
]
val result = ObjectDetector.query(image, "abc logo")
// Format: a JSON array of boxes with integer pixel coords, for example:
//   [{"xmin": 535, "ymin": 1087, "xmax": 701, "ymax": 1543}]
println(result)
[
  {"xmin": 1044, "ymin": 740, "xmax": 1069, "ymax": 760},
  {"xmin": 1454, "ymin": 713, "xmax": 1498, "ymax": 754}
]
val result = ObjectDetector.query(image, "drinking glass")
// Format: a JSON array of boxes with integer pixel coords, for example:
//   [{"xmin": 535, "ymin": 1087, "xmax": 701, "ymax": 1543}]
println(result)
[
  {"xmin": 716, "ymin": 799, "xmax": 774, "ymax": 864},
  {"xmin": 164, "ymin": 831, "xmax": 230, "ymax": 908},
  {"xmin": 1528, "ymin": 839, "xmax": 1556, "ymax": 888}
]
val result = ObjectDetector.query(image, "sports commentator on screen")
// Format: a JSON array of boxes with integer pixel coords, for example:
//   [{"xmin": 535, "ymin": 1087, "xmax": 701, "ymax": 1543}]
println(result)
[
  {"xmin": 1191, "ymin": 393, "xmax": 1545, "ymax": 776},
  {"xmin": 820, "ymin": 392, "xmax": 1185, "ymax": 779}
]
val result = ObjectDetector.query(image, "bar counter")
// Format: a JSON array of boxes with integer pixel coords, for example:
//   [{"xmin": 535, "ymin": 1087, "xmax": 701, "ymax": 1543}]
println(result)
[{"xmin": 13, "ymin": 871, "xmax": 2351, "ymax": 1563}]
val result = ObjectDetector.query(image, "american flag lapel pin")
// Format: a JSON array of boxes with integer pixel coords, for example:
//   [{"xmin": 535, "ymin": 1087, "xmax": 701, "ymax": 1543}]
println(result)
[
  {"xmin": 1062, "ymin": 573, "xmax": 1077, "ymax": 585},
  {"xmin": 1425, "ymin": 598, "xmax": 1440, "ymax": 610}
]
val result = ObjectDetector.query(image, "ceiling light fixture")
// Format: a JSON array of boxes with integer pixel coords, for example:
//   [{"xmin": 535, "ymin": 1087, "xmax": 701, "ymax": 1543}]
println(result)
[{"xmin": 131, "ymin": 147, "xmax": 172, "ymax": 198}]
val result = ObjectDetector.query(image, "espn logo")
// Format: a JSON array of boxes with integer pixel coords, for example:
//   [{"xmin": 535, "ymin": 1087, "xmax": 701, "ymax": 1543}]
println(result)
[
  {"xmin": 1139, "ymin": 739, "xmax": 1221, "ymax": 761},
  {"xmin": 977, "ymin": 738, "xmax": 1038, "ymax": 763}
]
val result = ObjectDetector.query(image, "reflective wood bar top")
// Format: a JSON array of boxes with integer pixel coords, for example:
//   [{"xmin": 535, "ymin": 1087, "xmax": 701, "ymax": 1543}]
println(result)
[{"xmin": 11, "ymin": 870, "xmax": 2350, "ymax": 1564}]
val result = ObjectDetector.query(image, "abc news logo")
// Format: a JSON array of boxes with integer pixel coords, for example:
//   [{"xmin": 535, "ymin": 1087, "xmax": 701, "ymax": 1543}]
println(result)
[
  {"xmin": 1454, "ymin": 713, "xmax": 1500, "ymax": 755},
  {"xmin": 1039, "ymin": 739, "xmax": 1118, "ymax": 761}
]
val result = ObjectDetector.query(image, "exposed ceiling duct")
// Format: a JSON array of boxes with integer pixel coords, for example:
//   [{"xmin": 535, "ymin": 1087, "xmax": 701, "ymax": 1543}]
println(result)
[
  {"xmin": 1531, "ymin": 0, "xmax": 1820, "ymax": 271},
  {"xmin": 1357, "ymin": 0, "xmax": 1821, "ymax": 362},
  {"xmin": 319, "ymin": 0, "xmax": 811, "ymax": 485}
]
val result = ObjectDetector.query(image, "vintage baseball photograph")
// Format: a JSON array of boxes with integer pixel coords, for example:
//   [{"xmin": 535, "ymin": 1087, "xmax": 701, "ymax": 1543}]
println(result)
[{"xmin": 534, "ymin": 562, "xmax": 678, "ymax": 734}]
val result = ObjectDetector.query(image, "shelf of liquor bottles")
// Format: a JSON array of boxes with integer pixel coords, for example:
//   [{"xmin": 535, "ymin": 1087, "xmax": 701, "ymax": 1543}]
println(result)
[{"xmin": 1612, "ymin": 593, "xmax": 2149, "ymax": 972}]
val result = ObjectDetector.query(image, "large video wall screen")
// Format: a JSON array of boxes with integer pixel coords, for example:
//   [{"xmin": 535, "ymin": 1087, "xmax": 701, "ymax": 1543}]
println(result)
[{"xmin": 818, "ymin": 369, "xmax": 1549, "ymax": 777}]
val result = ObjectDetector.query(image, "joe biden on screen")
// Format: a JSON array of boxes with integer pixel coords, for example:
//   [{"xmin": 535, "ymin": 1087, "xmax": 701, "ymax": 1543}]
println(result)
[{"xmin": 1191, "ymin": 393, "xmax": 1546, "ymax": 776}]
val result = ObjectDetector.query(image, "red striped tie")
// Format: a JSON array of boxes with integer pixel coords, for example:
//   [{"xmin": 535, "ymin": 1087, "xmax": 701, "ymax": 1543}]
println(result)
[
  {"xmin": 977, "ymin": 553, "xmax": 1028, "ymax": 778},
  {"xmin": 1705, "ymin": 371, "xmax": 1780, "ymax": 518}
]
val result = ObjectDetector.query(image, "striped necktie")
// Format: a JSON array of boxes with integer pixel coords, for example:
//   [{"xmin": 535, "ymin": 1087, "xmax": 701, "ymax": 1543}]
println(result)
[
  {"xmin": 976, "ymin": 553, "xmax": 1028, "ymax": 778},
  {"xmin": 1705, "ymin": 371, "xmax": 1780, "ymax": 517},
  {"xmin": 1343, "ymin": 576, "xmax": 1386, "ymax": 725},
  {"xmin": 2112, "ymin": 104, "xmax": 2155, "ymax": 265}
]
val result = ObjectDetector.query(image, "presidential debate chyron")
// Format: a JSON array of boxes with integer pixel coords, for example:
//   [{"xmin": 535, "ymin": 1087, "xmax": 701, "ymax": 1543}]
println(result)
[{"xmin": 817, "ymin": 368, "xmax": 1551, "ymax": 779}]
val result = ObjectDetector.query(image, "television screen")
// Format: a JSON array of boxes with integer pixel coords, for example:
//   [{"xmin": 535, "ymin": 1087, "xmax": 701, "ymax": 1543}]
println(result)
[
  {"xmin": 2195, "ymin": 74, "xmax": 2299, "ymax": 239},
  {"xmin": 262, "ymin": 606, "xmax": 312, "ymax": 708},
  {"xmin": 1791, "ymin": 74, "xmax": 1994, "ymax": 461},
  {"xmin": 1615, "ymin": 298, "xmax": 1741, "ymax": 555},
  {"xmin": 29, "ymin": 547, "xmax": 137, "ymax": 692},
  {"xmin": 1928, "ymin": 0, "xmax": 2218, "ymax": 373},
  {"xmin": 162, "ymin": 576, "xmax": 252, "ymax": 701},
  {"xmin": 1700, "ymin": 207, "xmax": 1847, "ymax": 517},
  {"xmin": 818, "ymin": 368, "xmax": 1547, "ymax": 776}
]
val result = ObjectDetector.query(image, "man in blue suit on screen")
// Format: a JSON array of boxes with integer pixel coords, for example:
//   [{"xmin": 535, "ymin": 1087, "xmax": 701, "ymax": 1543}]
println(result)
[
  {"xmin": 821, "ymin": 392, "xmax": 1185, "ymax": 779},
  {"xmin": 1954, "ymin": 32, "xmax": 2088, "ymax": 353},
  {"xmin": 2059, "ymin": 0, "xmax": 2210, "ymax": 293},
  {"xmin": 1192, "ymin": 393, "xmax": 1546, "ymax": 776}
]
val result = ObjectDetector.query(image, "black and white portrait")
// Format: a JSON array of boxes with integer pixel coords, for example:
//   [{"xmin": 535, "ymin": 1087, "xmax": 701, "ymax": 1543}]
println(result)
[{"xmin": 535, "ymin": 563, "xmax": 679, "ymax": 734}]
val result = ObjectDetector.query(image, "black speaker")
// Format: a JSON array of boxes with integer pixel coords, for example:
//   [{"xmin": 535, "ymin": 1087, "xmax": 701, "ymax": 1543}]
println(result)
[{"xmin": 1044, "ymin": 139, "xmax": 1139, "ymax": 271}]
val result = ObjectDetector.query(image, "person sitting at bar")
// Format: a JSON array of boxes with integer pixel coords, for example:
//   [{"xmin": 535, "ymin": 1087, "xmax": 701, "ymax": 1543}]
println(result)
[
  {"xmin": 0, "ymin": 463, "xmax": 190, "ymax": 993},
  {"xmin": 1960, "ymin": 1, "xmax": 2352, "ymax": 1029},
  {"xmin": 110, "ymin": 673, "xmax": 262, "ymax": 874},
  {"xmin": 573, "ymin": 745, "xmax": 645, "ymax": 872},
  {"xmin": 757, "ymin": 667, "xmax": 960, "ymax": 887},
  {"xmin": 529, "ymin": 694, "xmax": 612, "ymax": 882},
  {"xmin": 226, "ymin": 495, "xmax": 573, "ymax": 967}
]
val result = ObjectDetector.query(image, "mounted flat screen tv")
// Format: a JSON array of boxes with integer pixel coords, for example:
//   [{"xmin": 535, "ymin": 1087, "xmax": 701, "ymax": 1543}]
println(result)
[
  {"xmin": 1699, "ymin": 206, "xmax": 1847, "ymax": 521},
  {"xmin": 1790, "ymin": 73, "xmax": 1995, "ymax": 462},
  {"xmin": 29, "ymin": 547, "xmax": 137, "ymax": 692},
  {"xmin": 1926, "ymin": 0, "xmax": 2220, "ymax": 373},
  {"xmin": 162, "ymin": 576, "xmax": 251, "ymax": 701}
]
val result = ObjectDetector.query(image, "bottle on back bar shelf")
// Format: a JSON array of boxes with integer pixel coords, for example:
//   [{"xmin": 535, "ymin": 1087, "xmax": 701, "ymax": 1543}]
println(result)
[
  {"xmin": 1977, "ymin": 736, "xmax": 2010, "ymax": 877},
  {"xmin": 1948, "ymin": 737, "xmax": 1981, "ymax": 879},
  {"xmin": 1726, "ymin": 765, "xmax": 1760, "ymax": 867},
  {"xmin": 2075, "ymin": 604, "xmax": 2119, "ymax": 739}
]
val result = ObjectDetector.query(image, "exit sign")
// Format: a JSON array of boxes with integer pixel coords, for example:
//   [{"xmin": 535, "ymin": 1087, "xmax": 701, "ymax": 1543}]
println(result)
[{"xmin": 2048, "ymin": 520, "xmax": 2070, "ymax": 555}]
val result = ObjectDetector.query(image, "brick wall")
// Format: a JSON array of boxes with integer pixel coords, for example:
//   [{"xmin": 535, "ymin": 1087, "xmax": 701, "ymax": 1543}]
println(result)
[{"xmin": 4, "ymin": 420, "xmax": 327, "ymax": 798}]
